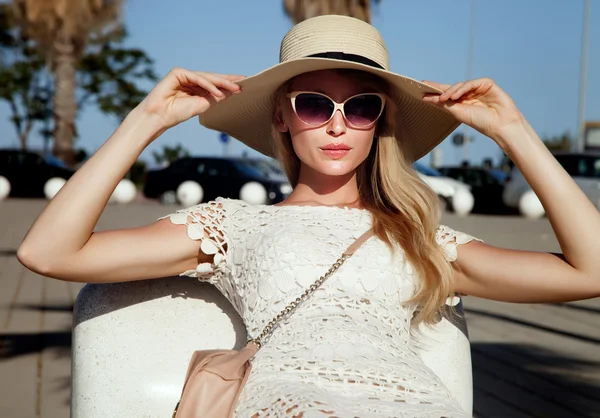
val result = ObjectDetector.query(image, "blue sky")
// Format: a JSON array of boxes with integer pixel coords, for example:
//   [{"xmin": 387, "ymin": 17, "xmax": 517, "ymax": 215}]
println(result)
[{"xmin": 0, "ymin": 0, "xmax": 598, "ymax": 168}]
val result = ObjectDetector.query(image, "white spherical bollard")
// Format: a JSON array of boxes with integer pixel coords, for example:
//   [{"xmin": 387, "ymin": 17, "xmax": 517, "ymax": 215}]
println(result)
[
  {"xmin": 519, "ymin": 190, "xmax": 545, "ymax": 219},
  {"xmin": 0, "ymin": 176, "xmax": 10, "ymax": 201},
  {"xmin": 44, "ymin": 177, "xmax": 66, "ymax": 200},
  {"xmin": 451, "ymin": 188, "xmax": 474, "ymax": 216},
  {"xmin": 112, "ymin": 179, "xmax": 137, "ymax": 204},
  {"xmin": 239, "ymin": 182, "xmax": 268, "ymax": 205},
  {"xmin": 177, "ymin": 181, "xmax": 203, "ymax": 206}
]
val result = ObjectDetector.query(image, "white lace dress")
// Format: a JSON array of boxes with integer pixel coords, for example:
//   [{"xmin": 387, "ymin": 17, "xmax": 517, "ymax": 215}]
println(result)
[{"xmin": 160, "ymin": 197, "xmax": 478, "ymax": 418}]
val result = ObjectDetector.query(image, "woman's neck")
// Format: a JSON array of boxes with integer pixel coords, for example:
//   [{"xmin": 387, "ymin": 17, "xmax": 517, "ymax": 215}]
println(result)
[{"xmin": 283, "ymin": 166, "xmax": 362, "ymax": 208}]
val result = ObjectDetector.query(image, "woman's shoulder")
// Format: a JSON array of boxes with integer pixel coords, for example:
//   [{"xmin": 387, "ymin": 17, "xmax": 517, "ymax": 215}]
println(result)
[
  {"xmin": 436, "ymin": 224, "xmax": 480, "ymax": 244},
  {"xmin": 158, "ymin": 197, "xmax": 276, "ymax": 231},
  {"xmin": 435, "ymin": 224, "xmax": 482, "ymax": 262},
  {"xmin": 159, "ymin": 197, "xmax": 249, "ymax": 219}
]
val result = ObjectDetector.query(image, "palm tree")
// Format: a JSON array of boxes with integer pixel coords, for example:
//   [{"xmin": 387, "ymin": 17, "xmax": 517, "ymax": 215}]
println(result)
[
  {"xmin": 9, "ymin": 0, "xmax": 123, "ymax": 165},
  {"xmin": 283, "ymin": 0, "xmax": 380, "ymax": 24}
]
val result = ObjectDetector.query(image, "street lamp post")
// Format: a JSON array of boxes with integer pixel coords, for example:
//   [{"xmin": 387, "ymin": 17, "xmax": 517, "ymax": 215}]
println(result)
[
  {"xmin": 576, "ymin": 0, "xmax": 591, "ymax": 153},
  {"xmin": 462, "ymin": 0, "xmax": 477, "ymax": 164}
]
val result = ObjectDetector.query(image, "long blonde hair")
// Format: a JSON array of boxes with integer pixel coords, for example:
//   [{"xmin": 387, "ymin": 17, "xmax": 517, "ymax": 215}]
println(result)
[{"xmin": 271, "ymin": 71, "xmax": 454, "ymax": 327}]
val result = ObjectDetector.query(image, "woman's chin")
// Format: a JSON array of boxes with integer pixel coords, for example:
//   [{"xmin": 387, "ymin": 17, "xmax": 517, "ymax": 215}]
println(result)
[{"xmin": 313, "ymin": 159, "xmax": 360, "ymax": 176}]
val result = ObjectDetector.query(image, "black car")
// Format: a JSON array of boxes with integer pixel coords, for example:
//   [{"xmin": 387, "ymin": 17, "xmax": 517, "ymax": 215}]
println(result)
[
  {"xmin": 437, "ymin": 166, "xmax": 510, "ymax": 214},
  {"xmin": 0, "ymin": 149, "xmax": 76, "ymax": 198},
  {"xmin": 143, "ymin": 156, "xmax": 292, "ymax": 205},
  {"xmin": 244, "ymin": 158, "xmax": 287, "ymax": 181}
]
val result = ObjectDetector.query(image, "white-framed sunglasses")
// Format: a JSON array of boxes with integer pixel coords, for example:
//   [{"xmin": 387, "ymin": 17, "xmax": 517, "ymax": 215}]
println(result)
[{"xmin": 286, "ymin": 91, "xmax": 386, "ymax": 129}]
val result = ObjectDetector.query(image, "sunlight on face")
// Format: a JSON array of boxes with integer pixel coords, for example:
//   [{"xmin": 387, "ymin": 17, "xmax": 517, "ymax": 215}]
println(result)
[{"xmin": 278, "ymin": 70, "xmax": 384, "ymax": 177}]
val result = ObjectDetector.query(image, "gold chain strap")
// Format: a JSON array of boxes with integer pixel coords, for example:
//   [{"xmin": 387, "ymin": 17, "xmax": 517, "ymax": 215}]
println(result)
[{"xmin": 247, "ymin": 253, "xmax": 350, "ymax": 349}]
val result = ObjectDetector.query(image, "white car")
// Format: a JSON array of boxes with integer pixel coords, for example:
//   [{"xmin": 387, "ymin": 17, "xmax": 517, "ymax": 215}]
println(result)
[
  {"xmin": 413, "ymin": 163, "xmax": 475, "ymax": 215},
  {"xmin": 503, "ymin": 152, "xmax": 600, "ymax": 218}
]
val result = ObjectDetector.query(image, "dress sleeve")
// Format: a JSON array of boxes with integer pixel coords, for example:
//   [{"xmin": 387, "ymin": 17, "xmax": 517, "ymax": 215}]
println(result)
[
  {"xmin": 435, "ymin": 225, "xmax": 482, "ymax": 262},
  {"xmin": 157, "ymin": 199, "xmax": 230, "ymax": 284}
]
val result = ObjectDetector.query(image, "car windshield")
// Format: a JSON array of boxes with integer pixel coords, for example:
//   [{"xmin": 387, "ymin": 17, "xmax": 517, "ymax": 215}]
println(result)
[
  {"xmin": 240, "ymin": 159, "xmax": 287, "ymax": 179},
  {"xmin": 413, "ymin": 162, "xmax": 442, "ymax": 177},
  {"xmin": 246, "ymin": 160, "xmax": 276, "ymax": 176},
  {"xmin": 231, "ymin": 160, "xmax": 270, "ymax": 178}
]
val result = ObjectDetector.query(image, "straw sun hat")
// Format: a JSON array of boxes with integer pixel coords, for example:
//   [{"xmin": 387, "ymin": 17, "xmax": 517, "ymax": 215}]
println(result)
[{"xmin": 199, "ymin": 15, "xmax": 460, "ymax": 161}]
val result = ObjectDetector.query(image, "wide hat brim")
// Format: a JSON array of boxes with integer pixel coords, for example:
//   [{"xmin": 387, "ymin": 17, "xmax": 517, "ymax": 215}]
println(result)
[{"xmin": 199, "ymin": 57, "xmax": 460, "ymax": 162}]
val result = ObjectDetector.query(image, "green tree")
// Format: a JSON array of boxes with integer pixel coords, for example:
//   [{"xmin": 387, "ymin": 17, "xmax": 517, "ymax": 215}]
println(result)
[
  {"xmin": 78, "ymin": 29, "xmax": 158, "ymax": 121},
  {"xmin": 542, "ymin": 131, "xmax": 573, "ymax": 152},
  {"xmin": 283, "ymin": 0, "xmax": 381, "ymax": 23},
  {"xmin": 152, "ymin": 144, "xmax": 191, "ymax": 167},
  {"xmin": 10, "ymin": 0, "xmax": 124, "ymax": 164},
  {"xmin": 0, "ymin": 5, "xmax": 51, "ymax": 150},
  {"xmin": 0, "ymin": 6, "xmax": 157, "ymax": 156}
]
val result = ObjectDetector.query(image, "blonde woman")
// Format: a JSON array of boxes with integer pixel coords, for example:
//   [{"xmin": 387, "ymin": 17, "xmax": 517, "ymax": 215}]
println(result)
[{"xmin": 17, "ymin": 15, "xmax": 600, "ymax": 418}]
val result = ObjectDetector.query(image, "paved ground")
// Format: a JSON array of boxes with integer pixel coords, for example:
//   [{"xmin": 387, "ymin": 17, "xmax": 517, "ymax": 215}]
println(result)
[{"xmin": 0, "ymin": 198, "xmax": 599, "ymax": 418}]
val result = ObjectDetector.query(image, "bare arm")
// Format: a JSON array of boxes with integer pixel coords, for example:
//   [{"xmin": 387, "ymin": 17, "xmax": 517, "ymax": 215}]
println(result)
[
  {"xmin": 25, "ymin": 218, "xmax": 210, "ymax": 283},
  {"xmin": 17, "ymin": 109, "xmax": 209, "ymax": 283},
  {"xmin": 423, "ymin": 78, "xmax": 600, "ymax": 302},
  {"xmin": 453, "ymin": 242, "xmax": 599, "ymax": 303},
  {"xmin": 17, "ymin": 68, "xmax": 244, "ymax": 282},
  {"xmin": 453, "ymin": 121, "xmax": 600, "ymax": 302}
]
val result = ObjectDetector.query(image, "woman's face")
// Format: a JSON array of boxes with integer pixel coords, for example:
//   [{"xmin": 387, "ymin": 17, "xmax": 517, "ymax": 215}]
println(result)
[{"xmin": 276, "ymin": 70, "xmax": 384, "ymax": 178}]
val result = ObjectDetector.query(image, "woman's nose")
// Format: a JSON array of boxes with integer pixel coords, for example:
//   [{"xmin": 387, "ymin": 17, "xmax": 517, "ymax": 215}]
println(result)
[{"xmin": 326, "ymin": 110, "xmax": 347, "ymax": 137}]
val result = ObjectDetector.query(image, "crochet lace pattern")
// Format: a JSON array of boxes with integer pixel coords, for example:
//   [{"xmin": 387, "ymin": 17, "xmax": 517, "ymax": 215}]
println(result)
[{"xmin": 160, "ymin": 197, "xmax": 478, "ymax": 417}]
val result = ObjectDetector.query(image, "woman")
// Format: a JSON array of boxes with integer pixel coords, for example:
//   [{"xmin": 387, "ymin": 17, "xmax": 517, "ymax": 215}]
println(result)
[{"xmin": 17, "ymin": 15, "xmax": 600, "ymax": 418}]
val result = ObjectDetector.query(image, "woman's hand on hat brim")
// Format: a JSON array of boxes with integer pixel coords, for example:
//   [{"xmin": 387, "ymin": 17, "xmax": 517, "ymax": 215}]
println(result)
[
  {"xmin": 421, "ymin": 78, "xmax": 525, "ymax": 147},
  {"xmin": 137, "ymin": 68, "xmax": 246, "ymax": 132}
]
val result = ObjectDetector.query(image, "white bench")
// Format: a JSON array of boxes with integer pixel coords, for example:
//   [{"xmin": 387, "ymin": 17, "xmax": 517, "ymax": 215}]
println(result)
[{"xmin": 71, "ymin": 278, "xmax": 473, "ymax": 417}]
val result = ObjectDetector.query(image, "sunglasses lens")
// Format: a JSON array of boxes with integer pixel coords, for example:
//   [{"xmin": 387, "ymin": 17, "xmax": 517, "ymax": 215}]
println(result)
[
  {"xmin": 294, "ymin": 93, "xmax": 334, "ymax": 125},
  {"xmin": 344, "ymin": 94, "xmax": 383, "ymax": 127}
]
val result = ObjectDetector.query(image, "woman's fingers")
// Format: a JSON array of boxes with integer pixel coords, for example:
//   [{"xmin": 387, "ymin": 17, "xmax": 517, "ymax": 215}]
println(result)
[
  {"xmin": 138, "ymin": 67, "xmax": 246, "ymax": 130},
  {"xmin": 170, "ymin": 69, "xmax": 240, "ymax": 99},
  {"xmin": 422, "ymin": 79, "xmax": 490, "ymax": 106},
  {"xmin": 447, "ymin": 79, "xmax": 485, "ymax": 101},
  {"xmin": 439, "ymin": 78, "xmax": 496, "ymax": 103},
  {"xmin": 422, "ymin": 93, "xmax": 441, "ymax": 104},
  {"xmin": 423, "ymin": 79, "xmax": 489, "ymax": 102},
  {"xmin": 171, "ymin": 69, "xmax": 225, "ymax": 97},
  {"xmin": 181, "ymin": 86, "xmax": 236, "ymax": 106},
  {"xmin": 200, "ymin": 72, "xmax": 242, "ymax": 95},
  {"xmin": 165, "ymin": 69, "xmax": 247, "ymax": 102},
  {"xmin": 439, "ymin": 82, "xmax": 465, "ymax": 102}
]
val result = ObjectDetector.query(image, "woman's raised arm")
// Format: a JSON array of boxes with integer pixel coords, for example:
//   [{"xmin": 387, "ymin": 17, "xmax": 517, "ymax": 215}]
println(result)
[
  {"xmin": 423, "ymin": 78, "xmax": 600, "ymax": 302},
  {"xmin": 17, "ymin": 68, "xmax": 244, "ymax": 282}
]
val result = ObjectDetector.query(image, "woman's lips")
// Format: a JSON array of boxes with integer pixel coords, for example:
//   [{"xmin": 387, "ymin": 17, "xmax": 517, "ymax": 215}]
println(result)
[{"xmin": 320, "ymin": 149, "xmax": 350, "ymax": 159}]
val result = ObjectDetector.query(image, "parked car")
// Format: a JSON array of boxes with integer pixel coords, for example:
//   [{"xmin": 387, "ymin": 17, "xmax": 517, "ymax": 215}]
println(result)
[
  {"xmin": 143, "ymin": 156, "xmax": 293, "ymax": 205},
  {"xmin": 437, "ymin": 166, "xmax": 510, "ymax": 214},
  {"xmin": 0, "ymin": 149, "xmax": 75, "ymax": 198},
  {"xmin": 503, "ymin": 151, "xmax": 600, "ymax": 218},
  {"xmin": 237, "ymin": 158, "xmax": 293, "ymax": 195},
  {"xmin": 413, "ymin": 162, "xmax": 475, "ymax": 215},
  {"xmin": 261, "ymin": 158, "xmax": 286, "ymax": 177},
  {"xmin": 244, "ymin": 158, "xmax": 289, "ymax": 182}
]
